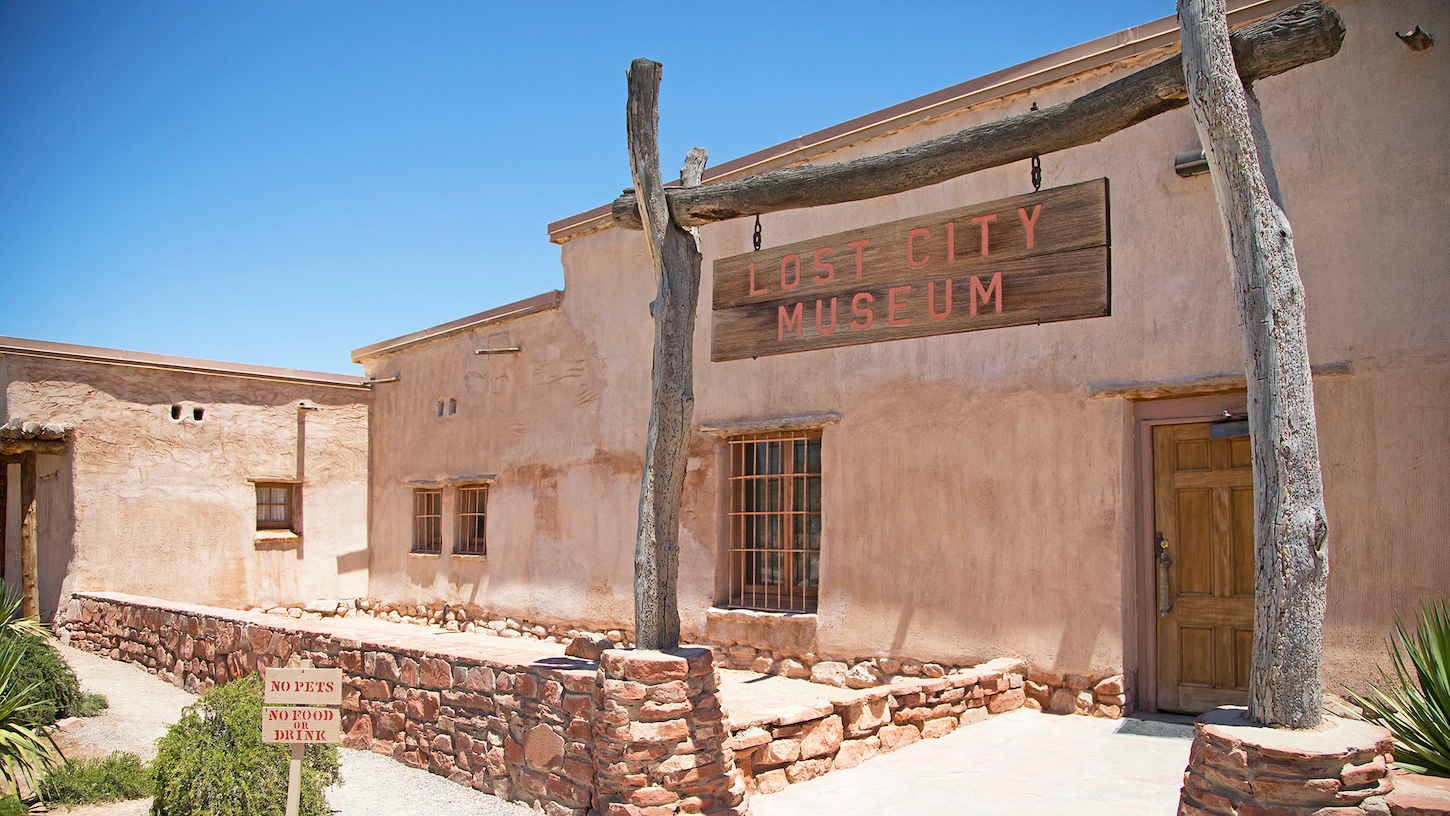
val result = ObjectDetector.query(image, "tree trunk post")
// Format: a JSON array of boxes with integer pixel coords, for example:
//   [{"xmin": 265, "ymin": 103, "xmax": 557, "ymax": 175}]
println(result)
[
  {"xmin": 1179, "ymin": 0, "xmax": 1329, "ymax": 729},
  {"xmin": 625, "ymin": 58, "xmax": 707, "ymax": 651},
  {"xmin": 20, "ymin": 451, "xmax": 39, "ymax": 620}
]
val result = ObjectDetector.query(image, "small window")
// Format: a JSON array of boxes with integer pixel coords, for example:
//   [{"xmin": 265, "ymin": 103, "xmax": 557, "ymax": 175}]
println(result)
[
  {"xmin": 456, "ymin": 485, "xmax": 487, "ymax": 555},
  {"xmin": 727, "ymin": 430, "xmax": 822, "ymax": 612},
  {"xmin": 412, "ymin": 489, "xmax": 442, "ymax": 554},
  {"xmin": 256, "ymin": 483, "xmax": 294, "ymax": 531}
]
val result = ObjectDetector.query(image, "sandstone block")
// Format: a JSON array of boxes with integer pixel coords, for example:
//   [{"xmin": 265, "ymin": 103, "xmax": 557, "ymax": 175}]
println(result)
[
  {"xmin": 845, "ymin": 662, "xmax": 886, "ymax": 689},
  {"xmin": 755, "ymin": 768, "xmax": 788, "ymax": 795},
  {"xmin": 786, "ymin": 758, "xmax": 832, "ymax": 784},
  {"xmin": 960, "ymin": 707, "xmax": 990, "ymax": 727},
  {"xmin": 833, "ymin": 736, "xmax": 881, "ymax": 769},
  {"xmin": 922, "ymin": 716, "xmax": 957, "ymax": 739},
  {"xmin": 799, "ymin": 715, "xmax": 843, "ymax": 758},
  {"xmin": 1094, "ymin": 674, "xmax": 1125, "ymax": 696},
  {"xmin": 623, "ymin": 653, "xmax": 689, "ymax": 684},
  {"xmin": 630, "ymin": 719, "xmax": 689, "ymax": 744},
  {"xmin": 988, "ymin": 688, "xmax": 1026, "ymax": 714},
  {"xmin": 641, "ymin": 701, "xmax": 693, "ymax": 721},
  {"xmin": 1047, "ymin": 687, "xmax": 1079, "ymax": 715},
  {"xmin": 724, "ymin": 726, "xmax": 771, "ymax": 751},
  {"xmin": 564, "ymin": 632, "xmax": 611, "ymax": 661},
  {"xmin": 921, "ymin": 663, "xmax": 946, "ymax": 678},
  {"xmin": 759, "ymin": 737, "xmax": 802, "ymax": 765},
  {"xmin": 777, "ymin": 657, "xmax": 810, "ymax": 679},
  {"xmin": 877, "ymin": 724, "xmax": 921, "ymax": 752},
  {"xmin": 811, "ymin": 661, "xmax": 848, "ymax": 688}
]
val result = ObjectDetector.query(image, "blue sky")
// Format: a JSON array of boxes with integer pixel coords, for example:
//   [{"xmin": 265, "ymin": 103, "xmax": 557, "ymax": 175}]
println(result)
[{"xmin": 0, "ymin": 1, "xmax": 1171, "ymax": 374}]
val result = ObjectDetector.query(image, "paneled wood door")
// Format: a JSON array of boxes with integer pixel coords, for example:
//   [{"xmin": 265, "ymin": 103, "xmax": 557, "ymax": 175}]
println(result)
[{"xmin": 1154, "ymin": 422, "xmax": 1255, "ymax": 713}]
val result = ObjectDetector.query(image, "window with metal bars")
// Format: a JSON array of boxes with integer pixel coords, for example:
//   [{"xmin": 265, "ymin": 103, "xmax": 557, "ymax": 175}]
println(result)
[
  {"xmin": 255, "ymin": 483, "xmax": 294, "ymax": 531},
  {"xmin": 412, "ymin": 489, "xmax": 442, "ymax": 554},
  {"xmin": 455, "ymin": 485, "xmax": 487, "ymax": 555},
  {"xmin": 727, "ymin": 429, "xmax": 822, "ymax": 612}
]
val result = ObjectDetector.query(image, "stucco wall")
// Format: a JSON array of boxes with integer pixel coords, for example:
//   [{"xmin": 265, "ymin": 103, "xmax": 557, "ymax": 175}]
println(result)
[
  {"xmin": 362, "ymin": 0, "xmax": 1448, "ymax": 694},
  {"xmin": 1, "ymin": 354, "xmax": 370, "ymax": 614}
]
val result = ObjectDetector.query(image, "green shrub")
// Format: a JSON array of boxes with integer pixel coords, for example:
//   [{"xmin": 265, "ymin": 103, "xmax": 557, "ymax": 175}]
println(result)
[
  {"xmin": 151, "ymin": 674, "xmax": 341, "ymax": 816},
  {"xmin": 0, "ymin": 590, "xmax": 59, "ymax": 793},
  {"xmin": 0, "ymin": 633, "xmax": 80, "ymax": 727},
  {"xmin": 39, "ymin": 752, "xmax": 152, "ymax": 805},
  {"xmin": 75, "ymin": 692, "xmax": 109, "ymax": 718},
  {"xmin": 0, "ymin": 795, "xmax": 27, "ymax": 816},
  {"xmin": 1346, "ymin": 598, "xmax": 1450, "ymax": 777}
]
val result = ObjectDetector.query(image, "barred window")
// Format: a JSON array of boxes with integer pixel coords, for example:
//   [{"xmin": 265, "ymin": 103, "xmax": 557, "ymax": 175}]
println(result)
[
  {"xmin": 412, "ymin": 489, "xmax": 442, "ymax": 554},
  {"xmin": 255, "ymin": 483, "xmax": 294, "ymax": 531},
  {"xmin": 728, "ymin": 430, "xmax": 822, "ymax": 612},
  {"xmin": 456, "ymin": 485, "xmax": 487, "ymax": 555}
]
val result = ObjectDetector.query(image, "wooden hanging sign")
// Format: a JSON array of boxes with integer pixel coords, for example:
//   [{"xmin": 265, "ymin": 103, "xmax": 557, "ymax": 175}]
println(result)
[{"xmin": 710, "ymin": 178, "xmax": 1110, "ymax": 361}]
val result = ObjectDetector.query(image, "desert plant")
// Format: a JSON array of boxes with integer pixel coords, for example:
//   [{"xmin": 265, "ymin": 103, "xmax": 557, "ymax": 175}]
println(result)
[
  {"xmin": 1345, "ymin": 598, "xmax": 1450, "ymax": 777},
  {"xmin": 75, "ymin": 692, "xmax": 109, "ymax": 718},
  {"xmin": 151, "ymin": 673, "xmax": 341, "ymax": 816},
  {"xmin": 39, "ymin": 752, "xmax": 153, "ymax": 806},
  {"xmin": 0, "ymin": 635, "xmax": 81, "ymax": 726},
  {"xmin": 0, "ymin": 794, "xmax": 26, "ymax": 816},
  {"xmin": 0, "ymin": 590, "xmax": 59, "ymax": 795}
]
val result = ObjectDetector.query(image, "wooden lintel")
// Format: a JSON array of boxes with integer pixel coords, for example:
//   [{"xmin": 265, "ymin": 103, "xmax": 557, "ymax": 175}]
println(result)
[
  {"xmin": 699, "ymin": 413, "xmax": 844, "ymax": 438},
  {"xmin": 1087, "ymin": 361, "xmax": 1351, "ymax": 400},
  {"xmin": 0, "ymin": 439, "xmax": 68, "ymax": 457},
  {"xmin": 403, "ymin": 475, "xmax": 497, "ymax": 489},
  {"xmin": 610, "ymin": 2, "xmax": 1344, "ymax": 230}
]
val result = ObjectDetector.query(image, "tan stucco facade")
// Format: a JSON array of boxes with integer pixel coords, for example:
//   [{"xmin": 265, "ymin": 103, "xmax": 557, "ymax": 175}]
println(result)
[
  {"xmin": 1, "ymin": 340, "xmax": 371, "ymax": 617},
  {"xmin": 357, "ymin": 0, "xmax": 1446, "ymax": 705}
]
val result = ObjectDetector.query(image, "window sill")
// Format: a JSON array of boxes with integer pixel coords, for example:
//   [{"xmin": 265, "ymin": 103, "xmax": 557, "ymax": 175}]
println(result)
[
  {"xmin": 705, "ymin": 607, "xmax": 818, "ymax": 654},
  {"xmin": 408, "ymin": 551, "xmax": 441, "ymax": 558},
  {"xmin": 254, "ymin": 530, "xmax": 301, "ymax": 550},
  {"xmin": 450, "ymin": 553, "xmax": 487, "ymax": 560}
]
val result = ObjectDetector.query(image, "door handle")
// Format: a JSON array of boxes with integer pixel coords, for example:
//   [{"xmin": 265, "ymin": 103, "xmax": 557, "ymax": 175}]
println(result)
[{"xmin": 1156, "ymin": 532, "xmax": 1173, "ymax": 618}]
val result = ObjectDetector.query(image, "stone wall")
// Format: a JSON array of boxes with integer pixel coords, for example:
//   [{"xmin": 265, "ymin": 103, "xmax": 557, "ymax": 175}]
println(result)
[
  {"xmin": 1178, "ymin": 707, "xmax": 1394, "ymax": 816},
  {"xmin": 726, "ymin": 657, "xmax": 1027, "ymax": 795},
  {"xmin": 57, "ymin": 592, "xmax": 741, "ymax": 816},
  {"xmin": 275, "ymin": 598, "xmax": 1125, "ymax": 715}
]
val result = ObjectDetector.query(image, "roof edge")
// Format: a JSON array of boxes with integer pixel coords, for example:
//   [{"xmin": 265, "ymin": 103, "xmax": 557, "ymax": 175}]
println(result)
[
  {"xmin": 351, "ymin": 290, "xmax": 563, "ymax": 362},
  {"xmin": 0, "ymin": 336, "xmax": 370, "ymax": 390},
  {"xmin": 545, "ymin": 0, "xmax": 1294, "ymax": 244}
]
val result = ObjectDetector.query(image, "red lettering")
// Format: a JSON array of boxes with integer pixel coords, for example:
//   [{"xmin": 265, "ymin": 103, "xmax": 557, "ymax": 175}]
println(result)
[
  {"xmin": 749, "ymin": 262, "xmax": 767, "ymax": 296},
  {"xmin": 270, "ymin": 681, "xmax": 286, "ymax": 692},
  {"xmin": 906, "ymin": 228, "xmax": 930, "ymax": 268},
  {"xmin": 970, "ymin": 272, "xmax": 1002, "ymax": 315},
  {"xmin": 779, "ymin": 303, "xmax": 803, "ymax": 340},
  {"xmin": 816, "ymin": 298, "xmax": 837, "ymax": 335},
  {"xmin": 947, "ymin": 221, "xmax": 956, "ymax": 263},
  {"xmin": 781, "ymin": 254, "xmax": 801, "ymax": 290},
  {"xmin": 848, "ymin": 239, "xmax": 871, "ymax": 278},
  {"xmin": 888, "ymin": 286, "xmax": 912, "ymax": 326},
  {"xmin": 851, "ymin": 293, "xmax": 874, "ymax": 330},
  {"xmin": 929, "ymin": 279, "xmax": 952, "ymax": 320},
  {"xmin": 812, "ymin": 248, "xmax": 835, "ymax": 284},
  {"xmin": 1018, "ymin": 204, "xmax": 1041, "ymax": 250},
  {"xmin": 972, "ymin": 214, "xmax": 997, "ymax": 256}
]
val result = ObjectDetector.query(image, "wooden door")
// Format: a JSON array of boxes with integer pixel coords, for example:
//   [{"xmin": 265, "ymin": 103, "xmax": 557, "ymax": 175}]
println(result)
[{"xmin": 1154, "ymin": 422, "xmax": 1255, "ymax": 713}]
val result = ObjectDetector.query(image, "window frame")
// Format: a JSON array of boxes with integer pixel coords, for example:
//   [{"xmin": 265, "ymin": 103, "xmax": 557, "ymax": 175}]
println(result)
[
  {"xmin": 412, "ymin": 488, "xmax": 443, "ymax": 554},
  {"xmin": 454, "ymin": 484, "xmax": 488, "ymax": 556},
  {"xmin": 726, "ymin": 428, "xmax": 823, "ymax": 613},
  {"xmin": 254, "ymin": 482, "xmax": 296, "ymax": 532}
]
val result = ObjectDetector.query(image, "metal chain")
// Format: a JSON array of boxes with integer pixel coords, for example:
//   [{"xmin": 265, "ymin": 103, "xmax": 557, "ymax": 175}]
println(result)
[
  {"xmin": 1030, "ymin": 102, "xmax": 1042, "ymax": 192},
  {"xmin": 753, "ymin": 214, "xmax": 762, "ymax": 252}
]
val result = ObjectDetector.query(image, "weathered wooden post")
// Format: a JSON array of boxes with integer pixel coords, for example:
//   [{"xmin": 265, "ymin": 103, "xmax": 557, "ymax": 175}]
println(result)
[
  {"xmin": 626, "ymin": 58, "xmax": 707, "ymax": 651},
  {"xmin": 1180, "ymin": 0, "xmax": 1329, "ymax": 733}
]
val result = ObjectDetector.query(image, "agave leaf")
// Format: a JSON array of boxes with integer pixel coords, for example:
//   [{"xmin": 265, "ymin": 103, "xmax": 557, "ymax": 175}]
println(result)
[{"xmin": 1346, "ymin": 598, "xmax": 1450, "ymax": 778}]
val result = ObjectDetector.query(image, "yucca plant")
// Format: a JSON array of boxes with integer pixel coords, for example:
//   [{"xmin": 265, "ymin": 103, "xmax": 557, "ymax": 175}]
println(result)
[
  {"xmin": 1346, "ymin": 598, "xmax": 1450, "ymax": 777},
  {"xmin": 0, "ymin": 590, "xmax": 60, "ymax": 795}
]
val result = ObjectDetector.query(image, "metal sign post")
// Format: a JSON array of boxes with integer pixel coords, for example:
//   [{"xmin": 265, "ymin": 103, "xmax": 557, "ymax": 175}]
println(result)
[{"xmin": 262, "ymin": 667, "xmax": 343, "ymax": 816}]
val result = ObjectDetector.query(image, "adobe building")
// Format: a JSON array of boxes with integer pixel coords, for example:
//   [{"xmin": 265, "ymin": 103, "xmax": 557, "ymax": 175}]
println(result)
[
  {"xmin": 1, "ymin": 337, "xmax": 371, "ymax": 620},
  {"xmin": 355, "ymin": 0, "xmax": 1447, "ymax": 714}
]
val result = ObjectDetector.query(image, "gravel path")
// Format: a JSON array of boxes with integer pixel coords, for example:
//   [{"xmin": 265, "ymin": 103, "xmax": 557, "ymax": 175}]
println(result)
[{"xmin": 53, "ymin": 643, "xmax": 531, "ymax": 815}]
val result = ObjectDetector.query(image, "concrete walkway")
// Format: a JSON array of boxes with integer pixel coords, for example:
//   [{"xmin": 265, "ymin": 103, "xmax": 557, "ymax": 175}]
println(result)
[{"xmin": 750, "ymin": 707, "xmax": 1196, "ymax": 816}]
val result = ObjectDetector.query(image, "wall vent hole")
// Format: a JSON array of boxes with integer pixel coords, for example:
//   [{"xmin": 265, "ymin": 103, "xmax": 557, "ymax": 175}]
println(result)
[
  {"xmin": 193, "ymin": 407, "xmax": 205, "ymax": 421},
  {"xmin": 170, "ymin": 405, "xmax": 181, "ymax": 420},
  {"xmin": 436, "ymin": 399, "xmax": 445, "ymax": 418},
  {"xmin": 448, "ymin": 398, "xmax": 457, "ymax": 415}
]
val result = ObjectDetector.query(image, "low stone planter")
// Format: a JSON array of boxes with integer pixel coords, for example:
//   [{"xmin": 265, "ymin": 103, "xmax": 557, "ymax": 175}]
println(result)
[{"xmin": 1178, "ymin": 705, "xmax": 1395, "ymax": 816}]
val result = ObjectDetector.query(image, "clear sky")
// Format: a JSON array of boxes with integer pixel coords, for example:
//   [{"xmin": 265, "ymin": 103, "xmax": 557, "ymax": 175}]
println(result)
[{"xmin": 1, "ymin": 1, "xmax": 1172, "ymax": 375}]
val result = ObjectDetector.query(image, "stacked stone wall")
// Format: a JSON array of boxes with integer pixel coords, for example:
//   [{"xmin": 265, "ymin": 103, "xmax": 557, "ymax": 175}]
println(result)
[
  {"xmin": 60, "ymin": 593, "xmax": 600, "ymax": 815},
  {"xmin": 277, "ymin": 598, "xmax": 1125, "ymax": 715},
  {"xmin": 725, "ymin": 657, "xmax": 1028, "ymax": 795}
]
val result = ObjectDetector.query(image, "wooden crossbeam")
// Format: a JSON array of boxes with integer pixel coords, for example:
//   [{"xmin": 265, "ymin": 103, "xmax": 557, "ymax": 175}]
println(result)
[{"xmin": 610, "ymin": 1, "xmax": 1343, "ymax": 230}]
